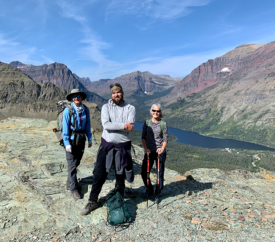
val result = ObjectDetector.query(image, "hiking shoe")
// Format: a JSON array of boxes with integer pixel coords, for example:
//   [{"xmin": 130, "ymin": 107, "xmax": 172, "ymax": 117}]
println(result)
[
  {"xmin": 154, "ymin": 190, "xmax": 163, "ymax": 204},
  {"xmin": 80, "ymin": 202, "xmax": 99, "ymax": 215},
  {"xmin": 71, "ymin": 190, "xmax": 81, "ymax": 201},
  {"xmin": 155, "ymin": 189, "xmax": 163, "ymax": 197}
]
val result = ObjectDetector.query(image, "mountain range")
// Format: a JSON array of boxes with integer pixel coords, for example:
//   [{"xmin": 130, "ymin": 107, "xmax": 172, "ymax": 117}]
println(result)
[
  {"xmin": 160, "ymin": 43, "xmax": 265, "ymax": 102},
  {"xmin": 163, "ymin": 41, "xmax": 275, "ymax": 148},
  {"xmin": 9, "ymin": 61, "xmax": 105, "ymax": 104},
  {"xmin": 5, "ymin": 41, "xmax": 275, "ymax": 148},
  {"xmin": 85, "ymin": 71, "xmax": 181, "ymax": 99}
]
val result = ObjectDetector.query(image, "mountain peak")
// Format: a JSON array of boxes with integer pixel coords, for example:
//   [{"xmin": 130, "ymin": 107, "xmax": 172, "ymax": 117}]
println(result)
[
  {"xmin": 222, "ymin": 43, "xmax": 266, "ymax": 59},
  {"xmin": 9, "ymin": 61, "xmax": 28, "ymax": 68}
]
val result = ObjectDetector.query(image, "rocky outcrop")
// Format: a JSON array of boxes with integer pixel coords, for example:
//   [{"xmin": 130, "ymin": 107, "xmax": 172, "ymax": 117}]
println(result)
[
  {"xmin": 161, "ymin": 43, "xmax": 266, "ymax": 102},
  {"xmin": 9, "ymin": 61, "xmax": 106, "ymax": 104},
  {"xmin": 0, "ymin": 62, "xmax": 102, "ymax": 131},
  {"xmin": 1, "ymin": 118, "xmax": 275, "ymax": 241},
  {"xmin": 87, "ymin": 71, "xmax": 181, "ymax": 97}
]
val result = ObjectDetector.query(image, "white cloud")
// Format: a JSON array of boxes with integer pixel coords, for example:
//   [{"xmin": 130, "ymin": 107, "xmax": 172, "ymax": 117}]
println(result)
[
  {"xmin": 57, "ymin": 0, "xmax": 87, "ymax": 24},
  {"xmin": 106, "ymin": 0, "xmax": 211, "ymax": 20},
  {"xmin": 57, "ymin": 0, "xmax": 122, "ymax": 78},
  {"xmin": 41, "ymin": 55, "xmax": 54, "ymax": 64},
  {"xmin": 0, "ymin": 33, "xmax": 38, "ymax": 64},
  {"xmin": 78, "ymin": 47, "xmax": 233, "ymax": 81}
]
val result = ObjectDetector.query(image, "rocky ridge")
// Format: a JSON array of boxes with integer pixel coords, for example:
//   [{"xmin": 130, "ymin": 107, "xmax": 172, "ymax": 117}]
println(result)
[
  {"xmin": 1, "ymin": 118, "xmax": 275, "ymax": 241},
  {"xmin": 9, "ymin": 61, "xmax": 105, "ymax": 104}
]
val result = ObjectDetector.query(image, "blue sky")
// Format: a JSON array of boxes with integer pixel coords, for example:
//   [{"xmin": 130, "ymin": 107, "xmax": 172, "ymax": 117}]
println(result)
[{"xmin": 1, "ymin": 0, "xmax": 275, "ymax": 81}]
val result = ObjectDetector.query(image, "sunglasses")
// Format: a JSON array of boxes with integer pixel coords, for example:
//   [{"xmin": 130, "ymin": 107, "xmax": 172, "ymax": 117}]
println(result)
[
  {"xmin": 152, "ymin": 110, "xmax": 161, "ymax": 113},
  {"xmin": 72, "ymin": 94, "xmax": 81, "ymax": 99},
  {"xmin": 110, "ymin": 83, "xmax": 122, "ymax": 89}
]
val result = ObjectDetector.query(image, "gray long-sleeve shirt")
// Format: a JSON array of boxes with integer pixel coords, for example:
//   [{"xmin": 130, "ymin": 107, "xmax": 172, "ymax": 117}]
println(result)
[
  {"xmin": 142, "ymin": 119, "xmax": 168, "ymax": 151},
  {"xmin": 101, "ymin": 99, "xmax": 136, "ymax": 144}
]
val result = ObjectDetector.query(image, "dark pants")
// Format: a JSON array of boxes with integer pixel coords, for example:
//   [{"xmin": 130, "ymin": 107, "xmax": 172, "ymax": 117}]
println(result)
[
  {"xmin": 141, "ymin": 151, "xmax": 166, "ymax": 194},
  {"xmin": 89, "ymin": 148, "xmax": 125, "ymax": 202},
  {"xmin": 65, "ymin": 144, "xmax": 85, "ymax": 191}
]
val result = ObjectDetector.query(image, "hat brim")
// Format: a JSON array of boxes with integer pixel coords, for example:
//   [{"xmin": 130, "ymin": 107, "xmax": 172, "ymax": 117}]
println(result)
[{"xmin": 66, "ymin": 92, "xmax": 87, "ymax": 101}]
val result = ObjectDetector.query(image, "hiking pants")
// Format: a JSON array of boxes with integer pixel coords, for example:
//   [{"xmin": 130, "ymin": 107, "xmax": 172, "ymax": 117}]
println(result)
[
  {"xmin": 141, "ymin": 151, "xmax": 166, "ymax": 194},
  {"xmin": 89, "ymin": 147, "xmax": 125, "ymax": 202},
  {"xmin": 65, "ymin": 143, "xmax": 85, "ymax": 191}
]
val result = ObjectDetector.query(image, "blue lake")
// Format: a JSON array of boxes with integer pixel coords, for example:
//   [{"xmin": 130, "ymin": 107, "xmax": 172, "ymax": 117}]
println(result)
[{"xmin": 135, "ymin": 121, "xmax": 275, "ymax": 151}]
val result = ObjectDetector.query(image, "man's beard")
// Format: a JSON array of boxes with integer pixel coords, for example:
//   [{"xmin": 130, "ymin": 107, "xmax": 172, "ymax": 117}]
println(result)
[{"xmin": 112, "ymin": 94, "xmax": 124, "ymax": 105}]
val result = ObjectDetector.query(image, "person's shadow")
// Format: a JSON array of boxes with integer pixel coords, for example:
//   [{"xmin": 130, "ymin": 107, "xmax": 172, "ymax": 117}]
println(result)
[{"xmin": 124, "ymin": 161, "xmax": 213, "ymax": 212}]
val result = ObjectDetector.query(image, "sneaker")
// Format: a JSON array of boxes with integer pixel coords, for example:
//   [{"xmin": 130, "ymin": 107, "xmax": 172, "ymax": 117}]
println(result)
[
  {"xmin": 80, "ymin": 202, "xmax": 99, "ymax": 215},
  {"xmin": 71, "ymin": 190, "xmax": 81, "ymax": 201}
]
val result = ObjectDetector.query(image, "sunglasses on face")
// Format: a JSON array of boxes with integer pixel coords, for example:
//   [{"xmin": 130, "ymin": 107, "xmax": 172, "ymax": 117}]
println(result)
[
  {"xmin": 110, "ymin": 83, "xmax": 122, "ymax": 89},
  {"xmin": 72, "ymin": 94, "xmax": 81, "ymax": 99},
  {"xmin": 152, "ymin": 110, "xmax": 161, "ymax": 113}
]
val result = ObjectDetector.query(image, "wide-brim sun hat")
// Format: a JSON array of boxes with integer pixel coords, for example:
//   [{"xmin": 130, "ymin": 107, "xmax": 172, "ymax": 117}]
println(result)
[{"xmin": 66, "ymin": 89, "xmax": 87, "ymax": 101}]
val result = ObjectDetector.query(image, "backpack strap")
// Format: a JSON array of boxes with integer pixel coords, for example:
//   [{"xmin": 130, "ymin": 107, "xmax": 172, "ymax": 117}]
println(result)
[
  {"xmin": 161, "ymin": 120, "xmax": 165, "ymax": 134},
  {"xmin": 83, "ymin": 104, "xmax": 88, "ymax": 130},
  {"xmin": 68, "ymin": 105, "xmax": 76, "ymax": 135},
  {"xmin": 147, "ymin": 118, "xmax": 151, "ymax": 126}
]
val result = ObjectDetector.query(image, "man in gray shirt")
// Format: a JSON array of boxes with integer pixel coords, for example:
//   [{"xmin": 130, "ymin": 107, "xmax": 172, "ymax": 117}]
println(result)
[{"xmin": 80, "ymin": 83, "xmax": 136, "ymax": 215}]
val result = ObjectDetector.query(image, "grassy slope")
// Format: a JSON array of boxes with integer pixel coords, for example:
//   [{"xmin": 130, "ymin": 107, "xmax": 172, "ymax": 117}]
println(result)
[{"xmin": 162, "ymin": 81, "xmax": 275, "ymax": 148}]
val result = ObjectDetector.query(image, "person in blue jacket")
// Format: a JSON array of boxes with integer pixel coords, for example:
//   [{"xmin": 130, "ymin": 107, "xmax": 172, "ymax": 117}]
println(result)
[{"xmin": 63, "ymin": 89, "xmax": 92, "ymax": 201}]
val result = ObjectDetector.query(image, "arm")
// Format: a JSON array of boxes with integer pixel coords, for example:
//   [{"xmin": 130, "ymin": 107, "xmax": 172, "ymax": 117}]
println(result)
[
  {"xmin": 101, "ymin": 104, "xmax": 125, "ymax": 130},
  {"xmin": 127, "ymin": 105, "xmax": 136, "ymax": 123},
  {"xmin": 62, "ymin": 108, "xmax": 71, "ymax": 147},
  {"xmin": 85, "ymin": 107, "xmax": 92, "ymax": 142}
]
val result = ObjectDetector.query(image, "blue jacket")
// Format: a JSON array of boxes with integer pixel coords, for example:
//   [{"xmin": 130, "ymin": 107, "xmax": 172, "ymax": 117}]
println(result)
[{"xmin": 62, "ymin": 104, "xmax": 92, "ymax": 146}]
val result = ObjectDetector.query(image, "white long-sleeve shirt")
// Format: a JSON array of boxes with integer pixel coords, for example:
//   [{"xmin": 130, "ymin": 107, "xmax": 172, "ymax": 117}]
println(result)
[{"xmin": 101, "ymin": 99, "xmax": 136, "ymax": 144}]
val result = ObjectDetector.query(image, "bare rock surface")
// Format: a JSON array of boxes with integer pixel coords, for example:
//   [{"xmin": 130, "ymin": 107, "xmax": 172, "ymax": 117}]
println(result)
[{"xmin": 1, "ymin": 118, "xmax": 275, "ymax": 241}]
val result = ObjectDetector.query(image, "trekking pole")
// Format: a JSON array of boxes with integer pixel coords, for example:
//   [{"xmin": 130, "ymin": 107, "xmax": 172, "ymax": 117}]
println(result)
[
  {"xmin": 156, "ymin": 153, "xmax": 160, "ymax": 209},
  {"xmin": 146, "ymin": 153, "xmax": 150, "ymax": 209}
]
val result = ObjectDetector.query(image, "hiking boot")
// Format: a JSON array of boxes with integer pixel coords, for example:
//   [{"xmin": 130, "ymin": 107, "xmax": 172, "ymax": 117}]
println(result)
[
  {"xmin": 155, "ymin": 189, "xmax": 163, "ymax": 197},
  {"xmin": 71, "ymin": 190, "xmax": 81, "ymax": 201},
  {"xmin": 80, "ymin": 202, "xmax": 99, "ymax": 215},
  {"xmin": 154, "ymin": 190, "xmax": 163, "ymax": 204}
]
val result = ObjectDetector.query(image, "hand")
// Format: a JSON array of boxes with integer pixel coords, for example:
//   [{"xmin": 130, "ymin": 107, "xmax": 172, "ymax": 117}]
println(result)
[
  {"xmin": 88, "ymin": 141, "xmax": 92, "ymax": 148},
  {"xmin": 145, "ymin": 148, "xmax": 151, "ymax": 155},
  {"xmin": 157, "ymin": 148, "xmax": 164, "ymax": 155},
  {"xmin": 124, "ymin": 122, "xmax": 134, "ymax": 132},
  {"xmin": 66, "ymin": 145, "xmax": 72, "ymax": 153}
]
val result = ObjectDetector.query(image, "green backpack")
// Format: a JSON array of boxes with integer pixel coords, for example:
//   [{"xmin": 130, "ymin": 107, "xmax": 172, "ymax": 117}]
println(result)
[{"xmin": 106, "ymin": 188, "xmax": 132, "ymax": 226}]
